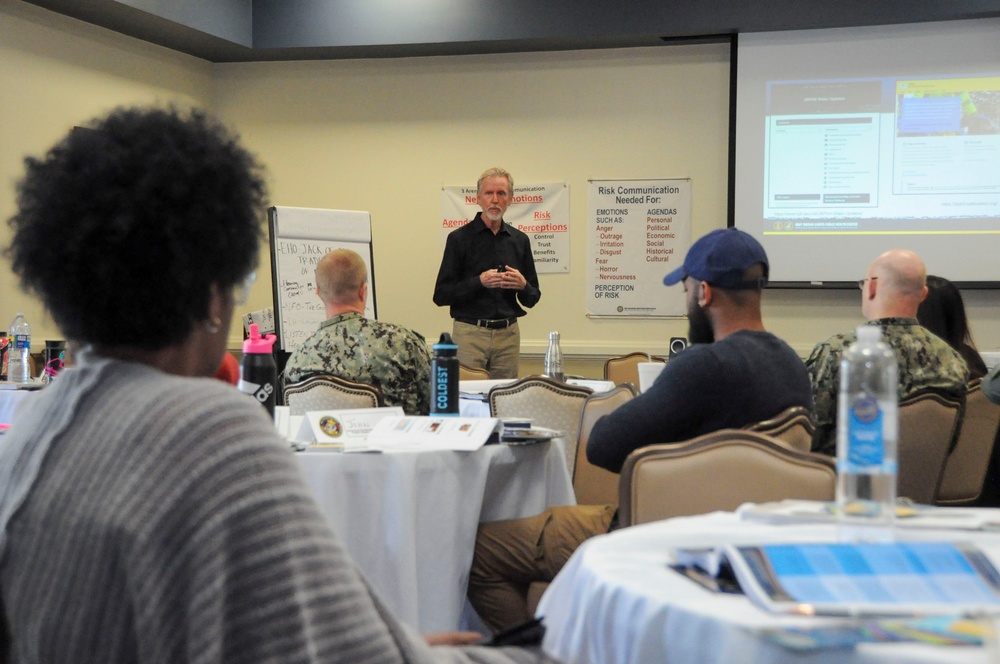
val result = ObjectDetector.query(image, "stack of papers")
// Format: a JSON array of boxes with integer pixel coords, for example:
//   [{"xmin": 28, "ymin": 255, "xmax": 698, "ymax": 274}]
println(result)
[{"xmin": 738, "ymin": 499, "xmax": 1000, "ymax": 531}]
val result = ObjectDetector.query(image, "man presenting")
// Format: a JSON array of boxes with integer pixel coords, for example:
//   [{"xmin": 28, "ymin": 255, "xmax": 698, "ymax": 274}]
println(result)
[
  {"xmin": 806, "ymin": 248, "xmax": 968, "ymax": 456},
  {"xmin": 433, "ymin": 168, "xmax": 541, "ymax": 378},
  {"xmin": 283, "ymin": 249, "xmax": 432, "ymax": 415},
  {"xmin": 468, "ymin": 228, "xmax": 813, "ymax": 633}
]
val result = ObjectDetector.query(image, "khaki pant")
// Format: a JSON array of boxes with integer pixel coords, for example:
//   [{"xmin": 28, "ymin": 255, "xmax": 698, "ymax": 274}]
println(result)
[
  {"xmin": 452, "ymin": 320, "xmax": 521, "ymax": 379},
  {"xmin": 467, "ymin": 504, "xmax": 616, "ymax": 633}
]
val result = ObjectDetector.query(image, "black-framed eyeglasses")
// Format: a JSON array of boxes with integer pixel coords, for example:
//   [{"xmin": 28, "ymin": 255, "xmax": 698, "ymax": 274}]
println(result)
[{"xmin": 857, "ymin": 276, "xmax": 878, "ymax": 290}]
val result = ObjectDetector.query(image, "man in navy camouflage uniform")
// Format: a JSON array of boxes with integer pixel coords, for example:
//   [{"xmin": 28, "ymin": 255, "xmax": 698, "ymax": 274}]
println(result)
[
  {"xmin": 282, "ymin": 249, "xmax": 432, "ymax": 415},
  {"xmin": 806, "ymin": 249, "xmax": 969, "ymax": 456}
]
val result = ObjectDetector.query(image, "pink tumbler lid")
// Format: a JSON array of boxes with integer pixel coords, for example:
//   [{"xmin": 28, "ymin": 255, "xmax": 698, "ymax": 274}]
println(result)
[{"xmin": 242, "ymin": 323, "xmax": 277, "ymax": 354}]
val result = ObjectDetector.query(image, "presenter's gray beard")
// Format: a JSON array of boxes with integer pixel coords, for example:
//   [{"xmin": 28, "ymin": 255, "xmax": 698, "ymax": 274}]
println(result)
[{"xmin": 687, "ymin": 305, "xmax": 714, "ymax": 345}]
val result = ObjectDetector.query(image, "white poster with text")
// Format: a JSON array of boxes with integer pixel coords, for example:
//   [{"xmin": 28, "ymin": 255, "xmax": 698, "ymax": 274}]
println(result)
[
  {"xmin": 587, "ymin": 179, "xmax": 691, "ymax": 317},
  {"xmin": 440, "ymin": 183, "xmax": 569, "ymax": 273}
]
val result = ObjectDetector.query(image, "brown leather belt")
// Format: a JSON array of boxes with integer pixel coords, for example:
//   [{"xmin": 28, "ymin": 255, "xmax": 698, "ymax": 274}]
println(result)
[{"xmin": 457, "ymin": 317, "xmax": 517, "ymax": 330}]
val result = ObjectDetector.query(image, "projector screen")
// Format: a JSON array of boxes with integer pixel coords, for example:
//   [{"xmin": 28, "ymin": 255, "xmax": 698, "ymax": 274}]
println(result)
[{"xmin": 734, "ymin": 18, "xmax": 1000, "ymax": 287}]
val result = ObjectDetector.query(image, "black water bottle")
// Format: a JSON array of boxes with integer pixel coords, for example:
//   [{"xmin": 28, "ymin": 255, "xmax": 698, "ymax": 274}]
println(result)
[
  {"xmin": 238, "ymin": 323, "xmax": 278, "ymax": 417},
  {"xmin": 431, "ymin": 332, "xmax": 459, "ymax": 415}
]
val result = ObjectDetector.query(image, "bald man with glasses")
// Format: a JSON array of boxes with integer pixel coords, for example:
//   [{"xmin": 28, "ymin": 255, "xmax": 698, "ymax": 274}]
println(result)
[{"xmin": 806, "ymin": 249, "xmax": 969, "ymax": 456}]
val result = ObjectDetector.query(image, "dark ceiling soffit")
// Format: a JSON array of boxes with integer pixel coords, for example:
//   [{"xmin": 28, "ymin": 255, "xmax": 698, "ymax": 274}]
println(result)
[
  {"xmin": 19, "ymin": 0, "xmax": 1000, "ymax": 63},
  {"xmin": 19, "ymin": 0, "xmax": 699, "ymax": 62},
  {"xmin": 235, "ymin": 35, "xmax": 694, "ymax": 63}
]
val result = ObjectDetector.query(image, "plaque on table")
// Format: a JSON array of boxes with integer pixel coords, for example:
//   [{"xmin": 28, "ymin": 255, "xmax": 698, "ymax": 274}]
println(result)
[{"xmin": 294, "ymin": 407, "xmax": 404, "ymax": 451}]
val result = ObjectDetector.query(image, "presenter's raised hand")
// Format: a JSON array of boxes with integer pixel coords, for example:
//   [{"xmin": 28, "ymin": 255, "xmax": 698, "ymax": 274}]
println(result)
[
  {"xmin": 500, "ymin": 266, "xmax": 527, "ymax": 290},
  {"xmin": 480, "ymin": 268, "xmax": 504, "ymax": 289}
]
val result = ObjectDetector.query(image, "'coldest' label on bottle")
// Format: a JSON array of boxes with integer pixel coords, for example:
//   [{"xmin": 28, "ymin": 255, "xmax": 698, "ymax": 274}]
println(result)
[
  {"xmin": 847, "ymin": 394, "xmax": 884, "ymax": 469},
  {"xmin": 434, "ymin": 365, "xmax": 451, "ymax": 412}
]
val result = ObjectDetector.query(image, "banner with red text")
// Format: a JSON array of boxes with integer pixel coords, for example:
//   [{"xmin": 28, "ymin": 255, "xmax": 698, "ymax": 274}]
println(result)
[
  {"xmin": 586, "ymin": 178, "xmax": 691, "ymax": 317},
  {"xmin": 440, "ymin": 183, "xmax": 569, "ymax": 273}
]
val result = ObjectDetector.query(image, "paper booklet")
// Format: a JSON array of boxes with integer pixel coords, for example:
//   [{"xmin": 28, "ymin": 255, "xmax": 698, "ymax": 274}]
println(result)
[
  {"xmin": 717, "ymin": 541, "xmax": 1000, "ymax": 617},
  {"xmin": 365, "ymin": 416, "xmax": 500, "ymax": 452}
]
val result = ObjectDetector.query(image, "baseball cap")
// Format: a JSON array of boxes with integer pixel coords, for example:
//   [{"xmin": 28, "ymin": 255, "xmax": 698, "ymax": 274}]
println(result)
[{"xmin": 662, "ymin": 228, "xmax": 769, "ymax": 289}]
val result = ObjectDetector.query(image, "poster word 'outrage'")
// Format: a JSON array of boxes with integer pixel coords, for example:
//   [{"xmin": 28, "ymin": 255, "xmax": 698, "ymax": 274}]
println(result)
[{"xmin": 586, "ymin": 179, "xmax": 691, "ymax": 317}]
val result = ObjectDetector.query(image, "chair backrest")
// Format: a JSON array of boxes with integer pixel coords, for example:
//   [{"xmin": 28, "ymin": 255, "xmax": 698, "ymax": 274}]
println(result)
[
  {"xmin": 603, "ymin": 352, "xmax": 665, "ymax": 389},
  {"xmin": 572, "ymin": 384, "xmax": 636, "ymax": 506},
  {"xmin": 937, "ymin": 379, "xmax": 1000, "ymax": 506},
  {"xmin": 897, "ymin": 388, "xmax": 964, "ymax": 504},
  {"xmin": 489, "ymin": 376, "xmax": 592, "ymax": 475},
  {"xmin": 744, "ymin": 406, "xmax": 816, "ymax": 453},
  {"xmin": 618, "ymin": 430, "xmax": 837, "ymax": 527},
  {"xmin": 283, "ymin": 374, "xmax": 385, "ymax": 415},
  {"xmin": 459, "ymin": 364, "xmax": 491, "ymax": 380}
]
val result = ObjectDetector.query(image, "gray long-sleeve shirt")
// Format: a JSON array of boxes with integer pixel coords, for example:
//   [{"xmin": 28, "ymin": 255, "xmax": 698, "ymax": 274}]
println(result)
[{"xmin": 0, "ymin": 353, "xmax": 552, "ymax": 664}]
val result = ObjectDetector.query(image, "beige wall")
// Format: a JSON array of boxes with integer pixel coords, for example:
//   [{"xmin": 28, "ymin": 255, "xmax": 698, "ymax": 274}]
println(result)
[
  {"xmin": 0, "ymin": 1, "xmax": 213, "ymax": 343},
  {"xmin": 3, "ymin": 2, "xmax": 999, "ymax": 367},
  {"xmin": 211, "ymin": 46, "xmax": 731, "ymax": 357}
]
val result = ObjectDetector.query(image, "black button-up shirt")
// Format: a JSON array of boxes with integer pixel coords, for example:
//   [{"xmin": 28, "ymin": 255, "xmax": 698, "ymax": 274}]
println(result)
[{"xmin": 433, "ymin": 213, "xmax": 541, "ymax": 321}]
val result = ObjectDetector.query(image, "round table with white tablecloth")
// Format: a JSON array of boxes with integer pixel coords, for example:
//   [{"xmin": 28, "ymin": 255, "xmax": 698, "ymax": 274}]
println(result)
[
  {"xmin": 297, "ymin": 440, "xmax": 575, "ymax": 633},
  {"xmin": 539, "ymin": 508, "xmax": 1000, "ymax": 664}
]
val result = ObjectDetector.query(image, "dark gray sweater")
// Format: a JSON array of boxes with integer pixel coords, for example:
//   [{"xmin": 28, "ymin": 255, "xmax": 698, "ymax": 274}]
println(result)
[
  {"xmin": 0, "ymin": 353, "xmax": 552, "ymax": 664},
  {"xmin": 588, "ymin": 330, "xmax": 813, "ymax": 473}
]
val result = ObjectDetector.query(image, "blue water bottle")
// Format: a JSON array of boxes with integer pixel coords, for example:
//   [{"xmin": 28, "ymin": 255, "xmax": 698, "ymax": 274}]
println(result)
[{"xmin": 431, "ymin": 332, "xmax": 459, "ymax": 415}]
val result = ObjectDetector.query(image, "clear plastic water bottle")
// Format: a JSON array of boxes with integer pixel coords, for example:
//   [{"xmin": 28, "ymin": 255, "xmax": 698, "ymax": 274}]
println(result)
[
  {"xmin": 7, "ymin": 313, "xmax": 31, "ymax": 383},
  {"xmin": 431, "ymin": 332, "xmax": 459, "ymax": 415},
  {"xmin": 238, "ymin": 323, "xmax": 277, "ymax": 417},
  {"xmin": 544, "ymin": 331, "xmax": 564, "ymax": 382},
  {"xmin": 836, "ymin": 325, "xmax": 898, "ymax": 541}
]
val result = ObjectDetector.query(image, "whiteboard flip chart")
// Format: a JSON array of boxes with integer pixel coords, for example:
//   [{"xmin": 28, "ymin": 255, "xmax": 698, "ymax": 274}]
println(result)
[{"xmin": 268, "ymin": 206, "xmax": 375, "ymax": 353}]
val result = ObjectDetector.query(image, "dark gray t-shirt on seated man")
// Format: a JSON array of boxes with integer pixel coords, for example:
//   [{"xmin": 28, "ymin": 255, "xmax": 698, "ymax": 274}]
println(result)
[{"xmin": 587, "ymin": 329, "xmax": 814, "ymax": 473}]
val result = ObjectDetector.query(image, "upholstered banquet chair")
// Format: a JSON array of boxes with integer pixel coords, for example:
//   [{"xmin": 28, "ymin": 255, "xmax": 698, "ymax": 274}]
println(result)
[
  {"xmin": 743, "ymin": 406, "xmax": 816, "ymax": 453},
  {"xmin": 522, "ymin": 383, "xmax": 635, "ymax": 615},
  {"xmin": 937, "ymin": 379, "xmax": 1000, "ymax": 506},
  {"xmin": 573, "ymin": 384, "xmax": 636, "ymax": 507},
  {"xmin": 459, "ymin": 364, "xmax": 491, "ymax": 381},
  {"xmin": 603, "ymin": 352, "xmax": 665, "ymax": 389},
  {"xmin": 897, "ymin": 387, "xmax": 964, "ymax": 504},
  {"xmin": 282, "ymin": 374, "xmax": 385, "ymax": 415},
  {"xmin": 488, "ymin": 376, "xmax": 592, "ymax": 475},
  {"xmin": 618, "ymin": 430, "xmax": 837, "ymax": 526}
]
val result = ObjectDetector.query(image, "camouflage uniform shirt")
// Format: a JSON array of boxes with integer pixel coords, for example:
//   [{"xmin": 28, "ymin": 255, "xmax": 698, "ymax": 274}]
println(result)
[
  {"xmin": 283, "ymin": 312, "xmax": 432, "ymax": 415},
  {"xmin": 806, "ymin": 317, "xmax": 969, "ymax": 456}
]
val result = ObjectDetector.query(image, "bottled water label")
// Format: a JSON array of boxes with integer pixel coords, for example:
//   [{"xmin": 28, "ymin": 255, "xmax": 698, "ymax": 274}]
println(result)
[
  {"xmin": 846, "ymin": 394, "xmax": 884, "ymax": 469},
  {"xmin": 13, "ymin": 334, "xmax": 29, "ymax": 350}
]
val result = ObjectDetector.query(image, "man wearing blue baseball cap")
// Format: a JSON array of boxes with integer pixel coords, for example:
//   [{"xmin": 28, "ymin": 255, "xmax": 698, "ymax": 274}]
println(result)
[
  {"xmin": 586, "ymin": 227, "xmax": 811, "ymax": 471},
  {"xmin": 468, "ymin": 227, "xmax": 813, "ymax": 634}
]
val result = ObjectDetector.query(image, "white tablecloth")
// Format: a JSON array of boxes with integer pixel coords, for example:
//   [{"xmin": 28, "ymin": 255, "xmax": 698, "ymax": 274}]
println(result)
[
  {"xmin": 297, "ymin": 442, "xmax": 575, "ymax": 633},
  {"xmin": 0, "ymin": 387, "xmax": 37, "ymax": 424},
  {"xmin": 539, "ymin": 508, "xmax": 1000, "ymax": 664}
]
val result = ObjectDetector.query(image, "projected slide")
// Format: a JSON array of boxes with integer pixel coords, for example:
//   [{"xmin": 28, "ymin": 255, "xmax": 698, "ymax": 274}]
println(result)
[
  {"xmin": 764, "ymin": 75, "xmax": 1000, "ymax": 232},
  {"xmin": 735, "ymin": 19, "xmax": 1000, "ymax": 284}
]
